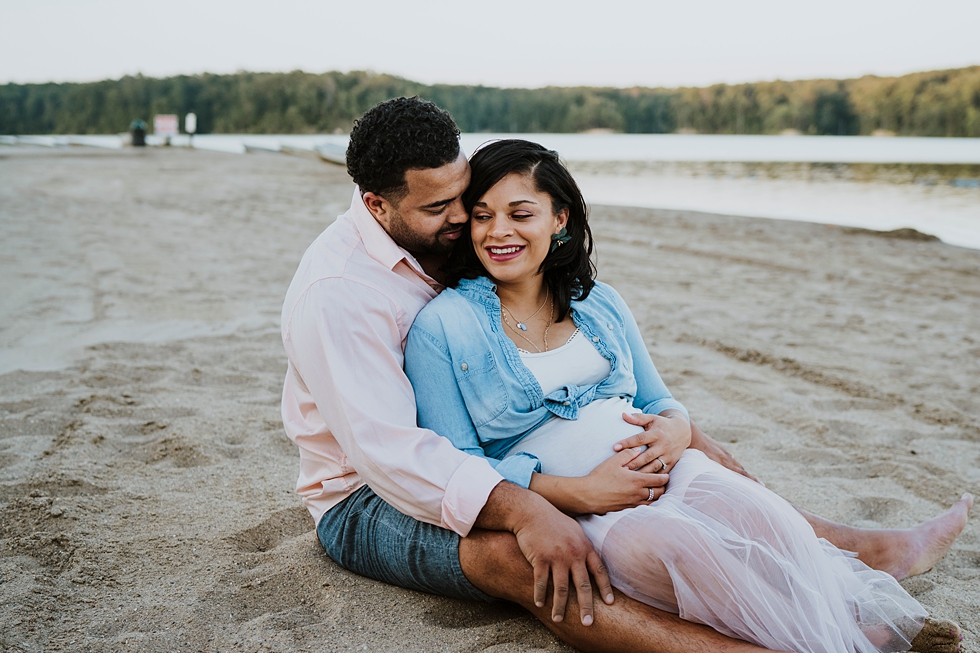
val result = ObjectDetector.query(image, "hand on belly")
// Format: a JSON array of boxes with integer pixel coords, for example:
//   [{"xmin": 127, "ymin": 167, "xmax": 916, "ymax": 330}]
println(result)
[{"xmin": 509, "ymin": 397, "xmax": 645, "ymax": 478}]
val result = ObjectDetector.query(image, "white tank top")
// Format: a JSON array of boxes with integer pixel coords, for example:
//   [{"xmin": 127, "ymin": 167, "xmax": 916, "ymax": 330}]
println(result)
[
  {"xmin": 508, "ymin": 330, "xmax": 644, "ymax": 478},
  {"xmin": 518, "ymin": 330, "xmax": 610, "ymax": 393}
]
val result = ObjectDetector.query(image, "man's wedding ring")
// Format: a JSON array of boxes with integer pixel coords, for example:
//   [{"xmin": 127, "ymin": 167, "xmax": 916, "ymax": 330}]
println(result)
[
  {"xmin": 656, "ymin": 457, "xmax": 668, "ymax": 473},
  {"xmin": 647, "ymin": 487, "xmax": 656, "ymax": 502}
]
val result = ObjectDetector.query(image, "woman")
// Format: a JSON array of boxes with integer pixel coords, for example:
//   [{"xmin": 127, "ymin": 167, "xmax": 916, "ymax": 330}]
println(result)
[{"xmin": 404, "ymin": 139, "xmax": 957, "ymax": 653}]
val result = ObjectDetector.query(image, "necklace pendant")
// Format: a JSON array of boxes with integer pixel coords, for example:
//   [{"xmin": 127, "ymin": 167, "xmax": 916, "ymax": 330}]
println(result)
[{"xmin": 517, "ymin": 322, "xmax": 527, "ymax": 331}]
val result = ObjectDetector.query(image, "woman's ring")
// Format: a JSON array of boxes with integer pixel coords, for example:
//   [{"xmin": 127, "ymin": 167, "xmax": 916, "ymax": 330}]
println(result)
[
  {"xmin": 656, "ymin": 457, "xmax": 668, "ymax": 473},
  {"xmin": 647, "ymin": 487, "xmax": 656, "ymax": 502}
]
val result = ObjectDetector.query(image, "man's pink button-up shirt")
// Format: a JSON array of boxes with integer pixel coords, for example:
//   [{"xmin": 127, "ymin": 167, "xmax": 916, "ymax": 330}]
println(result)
[{"xmin": 281, "ymin": 189, "xmax": 504, "ymax": 536}]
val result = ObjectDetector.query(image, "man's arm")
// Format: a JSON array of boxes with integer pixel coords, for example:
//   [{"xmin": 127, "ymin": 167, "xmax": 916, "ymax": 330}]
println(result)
[
  {"xmin": 285, "ymin": 278, "xmax": 502, "ymax": 534},
  {"xmin": 406, "ymin": 320, "xmax": 542, "ymax": 490}
]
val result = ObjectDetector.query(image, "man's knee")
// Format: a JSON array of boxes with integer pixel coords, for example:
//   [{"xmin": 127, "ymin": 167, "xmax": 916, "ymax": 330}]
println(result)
[{"xmin": 459, "ymin": 529, "xmax": 535, "ymax": 606}]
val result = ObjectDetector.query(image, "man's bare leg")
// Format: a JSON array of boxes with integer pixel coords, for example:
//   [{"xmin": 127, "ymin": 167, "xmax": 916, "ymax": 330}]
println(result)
[
  {"xmin": 799, "ymin": 493, "xmax": 973, "ymax": 580},
  {"xmin": 691, "ymin": 423, "xmax": 973, "ymax": 580},
  {"xmin": 459, "ymin": 529, "xmax": 787, "ymax": 653}
]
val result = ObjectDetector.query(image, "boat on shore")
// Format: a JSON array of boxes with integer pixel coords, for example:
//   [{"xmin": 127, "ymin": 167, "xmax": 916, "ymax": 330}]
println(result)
[
  {"xmin": 15, "ymin": 135, "xmax": 61, "ymax": 147},
  {"xmin": 243, "ymin": 142, "xmax": 282, "ymax": 154},
  {"xmin": 316, "ymin": 143, "xmax": 346, "ymax": 165},
  {"xmin": 280, "ymin": 145, "xmax": 319, "ymax": 159}
]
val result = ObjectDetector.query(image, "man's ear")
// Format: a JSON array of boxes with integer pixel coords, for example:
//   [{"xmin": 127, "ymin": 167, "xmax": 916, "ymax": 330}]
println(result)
[{"xmin": 361, "ymin": 192, "xmax": 391, "ymax": 227}]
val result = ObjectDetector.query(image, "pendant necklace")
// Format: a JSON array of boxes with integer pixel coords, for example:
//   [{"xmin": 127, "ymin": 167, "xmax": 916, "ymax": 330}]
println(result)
[
  {"xmin": 501, "ymin": 296, "xmax": 554, "ymax": 353},
  {"xmin": 500, "ymin": 293, "xmax": 549, "ymax": 332}
]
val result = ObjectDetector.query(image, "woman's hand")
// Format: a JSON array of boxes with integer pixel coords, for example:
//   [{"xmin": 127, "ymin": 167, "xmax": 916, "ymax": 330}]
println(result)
[
  {"xmin": 576, "ymin": 448, "xmax": 669, "ymax": 514},
  {"xmin": 613, "ymin": 410, "xmax": 692, "ymax": 474},
  {"xmin": 529, "ymin": 448, "xmax": 669, "ymax": 516}
]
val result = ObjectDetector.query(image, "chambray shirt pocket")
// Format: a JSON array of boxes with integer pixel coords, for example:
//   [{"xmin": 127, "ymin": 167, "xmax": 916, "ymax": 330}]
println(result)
[{"xmin": 452, "ymin": 350, "xmax": 508, "ymax": 428}]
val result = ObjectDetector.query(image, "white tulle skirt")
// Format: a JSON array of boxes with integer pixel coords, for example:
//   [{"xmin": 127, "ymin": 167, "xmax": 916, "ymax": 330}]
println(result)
[{"xmin": 578, "ymin": 450, "xmax": 927, "ymax": 653}]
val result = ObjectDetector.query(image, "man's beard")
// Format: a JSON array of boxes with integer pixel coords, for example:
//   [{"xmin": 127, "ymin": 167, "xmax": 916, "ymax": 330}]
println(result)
[{"xmin": 387, "ymin": 210, "xmax": 458, "ymax": 256}]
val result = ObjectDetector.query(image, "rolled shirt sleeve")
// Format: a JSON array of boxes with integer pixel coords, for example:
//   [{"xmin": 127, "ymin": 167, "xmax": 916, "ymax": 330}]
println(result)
[
  {"xmin": 283, "ymin": 277, "xmax": 503, "ymax": 536},
  {"xmin": 405, "ymin": 322, "xmax": 542, "ymax": 489}
]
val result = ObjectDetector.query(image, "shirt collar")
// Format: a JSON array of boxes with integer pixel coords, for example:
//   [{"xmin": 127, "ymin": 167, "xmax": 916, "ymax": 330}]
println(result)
[
  {"xmin": 347, "ymin": 186, "xmax": 434, "ymax": 282},
  {"xmin": 455, "ymin": 276, "xmax": 497, "ymax": 300}
]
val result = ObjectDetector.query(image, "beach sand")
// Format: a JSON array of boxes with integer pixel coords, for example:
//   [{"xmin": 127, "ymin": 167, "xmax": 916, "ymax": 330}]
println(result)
[{"xmin": 1, "ymin": 147, "xmax": 978, "ymax": 652}]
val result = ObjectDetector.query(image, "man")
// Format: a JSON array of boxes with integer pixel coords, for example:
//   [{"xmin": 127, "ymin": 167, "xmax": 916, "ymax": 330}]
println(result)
[{"xmin": 281, "ymin": 97, "xmax": 971, "ymax": 652}]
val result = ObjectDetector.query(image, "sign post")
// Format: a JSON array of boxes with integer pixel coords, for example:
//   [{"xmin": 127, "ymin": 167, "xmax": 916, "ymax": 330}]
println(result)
[
  {"xmin": 153, "ymin": 114, "xmax": 179, "ymax": 146},
  {"xmin": 185, "ymin": 112, "xmax": 197, "ymax": 148}
]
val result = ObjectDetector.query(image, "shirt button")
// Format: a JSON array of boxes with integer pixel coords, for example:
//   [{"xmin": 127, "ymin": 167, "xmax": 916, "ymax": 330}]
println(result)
[
  {"xmin": 607, "ymin": 323, "xmax": 613, "ymax": 329},
  {"xmin": 592, "ymin": 336, "xmax": 600, "ymax": 343},
  {"xmin": 563, "ymin": 401, "xmax": 571, "ymax": 406},
  {"xmin": 460, "ymin": 363, "xmax": 468, "ymax": 371}
]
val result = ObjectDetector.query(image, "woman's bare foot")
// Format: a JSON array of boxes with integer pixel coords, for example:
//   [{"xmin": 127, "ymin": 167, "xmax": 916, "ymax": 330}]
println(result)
[
  {"xmin": 910, "ymin": 618, "xmax": 963, "ymax": 653},
  {"xmin": 800, "ymin": 494, "xmax": 972, "ymax": 579},
  {"xmin": 879, "ymin": 494, "xmax": 973, "ymax": 580}
]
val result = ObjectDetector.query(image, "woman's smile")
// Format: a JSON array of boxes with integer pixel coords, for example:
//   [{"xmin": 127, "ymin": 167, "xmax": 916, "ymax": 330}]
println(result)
[{"xmin": 486, "ymin": 244, "xmax": 526, "ymax": 261}]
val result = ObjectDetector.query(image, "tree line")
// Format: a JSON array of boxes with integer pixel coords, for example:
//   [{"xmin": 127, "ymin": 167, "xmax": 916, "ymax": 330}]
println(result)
[{"xmin": 2, "ymin": 66, "xmax": 978, "ymax": 137}]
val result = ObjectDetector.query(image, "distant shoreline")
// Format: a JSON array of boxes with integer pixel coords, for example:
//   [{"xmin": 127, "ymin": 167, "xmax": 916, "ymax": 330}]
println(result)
[{"xmin": 3, "ymin": 65, "xmax": 979, "ymax": 138}]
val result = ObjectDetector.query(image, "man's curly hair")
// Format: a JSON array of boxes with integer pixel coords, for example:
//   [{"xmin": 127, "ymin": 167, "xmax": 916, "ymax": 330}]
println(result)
[{"xmin": 346, "ymin": 97, "xmax": 461, "ymax": 203}]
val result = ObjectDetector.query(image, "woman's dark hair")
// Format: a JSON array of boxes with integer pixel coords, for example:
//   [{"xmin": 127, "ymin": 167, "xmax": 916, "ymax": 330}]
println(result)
[
  {"xmin": 346, "ymin": 96, "xmax": 460, "ymax": 202},
  {"xmin": 445, "ymin": 139, "xmax": 596, "ymax": 321}
]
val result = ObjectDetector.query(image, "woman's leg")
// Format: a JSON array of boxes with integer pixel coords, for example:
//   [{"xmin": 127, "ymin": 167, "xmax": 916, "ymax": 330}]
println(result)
[
  {"xmin": 692, "ymin": 422, "xmax": 972, "ymax": 580},
  {"xmin": 598, "ymin": 450, "xmax": 929, "ymax": 653},
  {"xmin": 796, "ymin": 497, "xmax": 973, "ymax": 580}
]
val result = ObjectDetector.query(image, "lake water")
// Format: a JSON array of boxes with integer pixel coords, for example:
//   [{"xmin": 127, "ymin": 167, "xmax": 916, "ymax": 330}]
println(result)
[
  {"xmin": 461, "ymin": 134, "xmax": 980, "ymax": 250},
  {"xmin": 5, "ymin": 132, "xmax": 979, "ymax": 250}
]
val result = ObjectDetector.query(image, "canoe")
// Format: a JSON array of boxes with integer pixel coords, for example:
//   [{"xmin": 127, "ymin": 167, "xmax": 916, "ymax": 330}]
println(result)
[
  {"xmin": 280, "ymin": 145, "xmax": 319, "ymax": 159},
  {"xmin": 243, "ymin": 142, "xmax": 282, "ymax": 154},
  {"xmin": 315, "ymin": 143, "xmax": 347, "ymax": 165}
]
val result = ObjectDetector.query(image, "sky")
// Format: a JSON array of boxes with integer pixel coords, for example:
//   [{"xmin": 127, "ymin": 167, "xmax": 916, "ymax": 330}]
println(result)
[{"xmin": 1, "ymin": 0, "xmax": 978, "ymax": 89}]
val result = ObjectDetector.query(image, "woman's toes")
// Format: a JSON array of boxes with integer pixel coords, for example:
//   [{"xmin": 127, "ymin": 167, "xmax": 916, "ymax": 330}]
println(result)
[{"xmin": 909, "ymin": 618, "xmax": 963, "ymax": 653}]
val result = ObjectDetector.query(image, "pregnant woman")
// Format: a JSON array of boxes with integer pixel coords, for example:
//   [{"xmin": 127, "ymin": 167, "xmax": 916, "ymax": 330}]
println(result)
[{"xmin": 404, "ymin": 139, "xmax": 965, "ymax": 653}]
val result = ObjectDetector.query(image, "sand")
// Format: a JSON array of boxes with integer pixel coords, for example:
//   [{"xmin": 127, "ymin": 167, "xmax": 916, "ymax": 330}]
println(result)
[{"xmin": 1, "ymin": 146, "xmax": 978, "ymax": 653}]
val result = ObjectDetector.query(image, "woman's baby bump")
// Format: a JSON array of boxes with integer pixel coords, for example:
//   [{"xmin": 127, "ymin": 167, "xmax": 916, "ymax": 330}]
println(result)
[{"xmin": 504, "ymin": 397, "xmax": 645, "ymax": 478}]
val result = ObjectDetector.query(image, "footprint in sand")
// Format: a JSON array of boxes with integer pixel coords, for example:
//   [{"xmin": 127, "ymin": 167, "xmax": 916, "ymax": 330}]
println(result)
[{"xmin": 226, "ymin": 506, "xmax": 313, "ymax": 553}]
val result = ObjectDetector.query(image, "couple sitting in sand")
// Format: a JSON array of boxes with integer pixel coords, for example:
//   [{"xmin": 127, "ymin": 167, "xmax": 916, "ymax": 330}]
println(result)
[{"xmin": 281, "ymin": 97, "xmax": 972, "ymax": 653}]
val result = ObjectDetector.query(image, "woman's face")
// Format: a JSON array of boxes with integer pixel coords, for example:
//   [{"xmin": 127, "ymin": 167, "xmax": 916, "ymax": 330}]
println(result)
[{"xmin": 470, "ymin": 173, "xmax": 568, "ymax": 287}]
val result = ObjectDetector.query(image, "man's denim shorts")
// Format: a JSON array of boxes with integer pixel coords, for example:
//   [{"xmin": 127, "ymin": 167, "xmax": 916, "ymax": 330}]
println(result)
[{"xmin": 316, "ymin": 485, "xmax": 495, "ymax": 602}]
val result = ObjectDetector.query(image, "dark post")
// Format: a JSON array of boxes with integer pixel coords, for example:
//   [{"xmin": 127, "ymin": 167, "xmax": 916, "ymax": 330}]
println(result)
[{"xmin": 130, "ymin": 120, "xmax": 147, "ymax": 147}]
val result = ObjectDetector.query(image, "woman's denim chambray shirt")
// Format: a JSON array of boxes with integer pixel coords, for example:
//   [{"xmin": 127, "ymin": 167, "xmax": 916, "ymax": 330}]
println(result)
[{"xmin": 404, "ymin": 276, "xmax": 687, "ymax": 489}]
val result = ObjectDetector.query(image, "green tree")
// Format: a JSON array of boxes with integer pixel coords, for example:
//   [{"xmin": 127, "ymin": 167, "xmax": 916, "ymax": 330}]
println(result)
[
  {"xmin": 812, "ymin": 88, "xmax": 859, "ymax": 135},
  {"xmin": 2, "ymin": 66, "xmax": 979, "ymax": 137}
]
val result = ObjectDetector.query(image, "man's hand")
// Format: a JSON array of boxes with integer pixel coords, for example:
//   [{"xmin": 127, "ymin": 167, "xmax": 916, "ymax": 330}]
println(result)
[
  {"xmin": 689, "ymin": 421, "xmax": 760, "ymax": 483},
  {"xmin": 613, "ymin": 410, "xmax": 692, "ymax": 473},
  {"xmin": 475, "ymin": 481, "xmax": 614, "ymax": 626}
]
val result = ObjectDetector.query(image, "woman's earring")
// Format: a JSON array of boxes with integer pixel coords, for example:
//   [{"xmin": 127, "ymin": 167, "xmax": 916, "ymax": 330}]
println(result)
[{"xmin": 550, "ymin": 227, "xmax": 571, "ymax": 253}]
